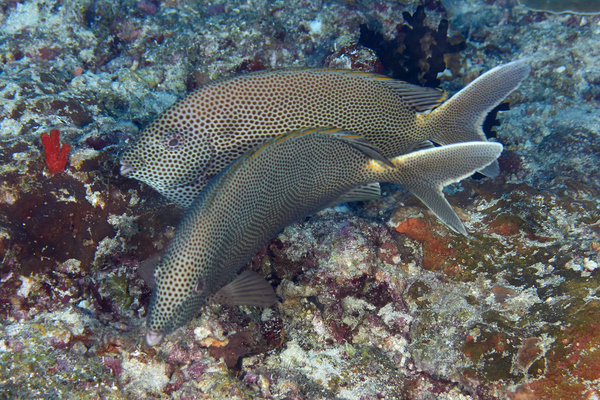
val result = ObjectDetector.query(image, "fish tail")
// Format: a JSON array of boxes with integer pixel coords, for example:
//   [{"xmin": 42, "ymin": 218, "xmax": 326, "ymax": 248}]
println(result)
[
  {"xmin": 421, "ymin": 59, "xmax": 530, "ymax": 177},
  {"xmin": 379, "ymin": 142, "xmax": 503, "ymax": 234}
]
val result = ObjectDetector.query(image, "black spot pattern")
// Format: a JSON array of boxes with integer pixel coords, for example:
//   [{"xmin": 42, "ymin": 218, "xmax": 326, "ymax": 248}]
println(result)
[
  {"xmin": 122, "ymin": 62, "xmax": 530, "ymax": 207},
  {"xmin": 121, "ymin": 69, "xmax": 445, "ymax": 207},
  {"xmin": 145, "ymin": 128, "xmax": 502, "ymax": 336}
]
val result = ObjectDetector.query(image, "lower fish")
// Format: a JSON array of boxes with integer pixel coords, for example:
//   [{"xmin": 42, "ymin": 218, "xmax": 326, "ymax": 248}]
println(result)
[{"xmin": 145, "ymin": 128, "xmax": 502, "ymax": 346}]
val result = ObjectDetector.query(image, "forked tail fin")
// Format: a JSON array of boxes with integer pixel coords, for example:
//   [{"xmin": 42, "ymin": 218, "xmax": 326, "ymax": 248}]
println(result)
[
  {"xmin": 382, "ymin": 142, "xmax": 503, "ymax": 234},
  {"xmin": 423, "ymin": 59, "xmax": 530, "ymax": 177}
]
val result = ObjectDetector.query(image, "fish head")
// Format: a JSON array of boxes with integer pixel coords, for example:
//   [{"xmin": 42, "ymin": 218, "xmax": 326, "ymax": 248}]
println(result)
[
  {"xmin": 145, "ymin": 234, "xmax": 214, "ymax": 346},
  {"xmin": 120, "ymin": 119, "xmax": 215, "ymax": 206},
  {"xmin": 145, "ymin": 259, "xmax": 210, "ymax": 345}
]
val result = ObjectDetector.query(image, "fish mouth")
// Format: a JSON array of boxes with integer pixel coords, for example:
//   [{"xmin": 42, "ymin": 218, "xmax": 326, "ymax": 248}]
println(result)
[
  {"xmin": 145, "ymin": 329, "xmax": 165, "ymax": 346},
  {"xmin": 120, "ymin": 159, "xmax": 134, "ymax": 176}
]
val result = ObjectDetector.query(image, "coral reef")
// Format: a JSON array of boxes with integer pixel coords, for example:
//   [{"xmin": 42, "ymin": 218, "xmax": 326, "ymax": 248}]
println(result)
[{"xmin": 0, "ymin": 0, "xmax": 599, "ymax": 399}]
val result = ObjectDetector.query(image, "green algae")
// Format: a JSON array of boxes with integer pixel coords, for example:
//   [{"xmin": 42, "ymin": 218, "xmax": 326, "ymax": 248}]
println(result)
[
  {"xmin": 481, "ymin": 310, "xmax": 514, "ymax": 329},
  {"xmin": 393, "ymin": 172, "xmax": 600, "ymax": 393},
  {"xmin": 107, "ymin": 274, "xmax": 133, "ymax": 309},
  {"xmin": 461, "ymin": 272, "xmax": 600, "ymax": 388},
  {"xmin": 462, "ymin": 327, "xmax": 522, "ymax": 381}
]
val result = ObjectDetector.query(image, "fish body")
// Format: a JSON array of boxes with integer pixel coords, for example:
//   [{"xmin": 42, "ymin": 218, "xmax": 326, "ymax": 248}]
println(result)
[
  {"xmin": 121, "ymin": 60, "xmax": 530, "ymax": 208},
  {"xmin": 145, "ymin": 128, "xmax": 503, "ymax": 345}
]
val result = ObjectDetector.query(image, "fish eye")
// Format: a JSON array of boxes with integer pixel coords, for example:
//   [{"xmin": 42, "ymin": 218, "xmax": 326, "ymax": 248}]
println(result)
[
  {"xmin": 194, "ymin": 276, "xmax": 204, "ymax": 295},
  {"xmin": 164, "ymin": 131, "xmax": 184, "ymax": 150}
]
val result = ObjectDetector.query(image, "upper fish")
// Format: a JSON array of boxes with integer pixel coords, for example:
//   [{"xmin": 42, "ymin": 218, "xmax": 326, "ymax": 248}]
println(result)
[
  {"xmin": 145, "ymin": 127, "xmax": 503, "ymax": 346},
  {"xmin": 121, "ymin": 60, "xmax": 530, "ymax": 208}
]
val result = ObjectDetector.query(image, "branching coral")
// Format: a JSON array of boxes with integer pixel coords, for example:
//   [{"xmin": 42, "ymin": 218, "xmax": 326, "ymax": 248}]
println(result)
[
  {"xmin": 41, "ymin": 129, "xmax": 70, "ymax": 174},
  {"xmin": 359, "ymin": 5, "xmax": 467, "ymax": 87}
]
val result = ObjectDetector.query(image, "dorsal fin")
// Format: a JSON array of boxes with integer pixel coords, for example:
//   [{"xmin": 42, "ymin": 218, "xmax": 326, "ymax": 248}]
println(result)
[
  {"xmin": 335, "ymin": 70, "xmax": 447, "ymax": 111},
  {"xmin": 269, "ymin": 127, "xmax": 395, "ymax": 168},
  {"xmin": 271, "ymin": 69, "xmax": 447, "ymax": 112},
  {"xmin": 374, "ymin": 79, "xmax": 447, "ymax": 112}
]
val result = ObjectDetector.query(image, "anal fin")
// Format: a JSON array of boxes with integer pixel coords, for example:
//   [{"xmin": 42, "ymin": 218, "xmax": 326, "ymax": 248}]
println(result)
[{"xmin": 478, "ymin": 160, "xmax": 499, "ymax": 177}]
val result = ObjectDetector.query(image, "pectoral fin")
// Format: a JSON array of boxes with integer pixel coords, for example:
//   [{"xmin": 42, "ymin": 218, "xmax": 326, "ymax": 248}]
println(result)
[
  {"xmin": 335, "ymin": 183, "xmax": 382, "ymax": 204},
  {"xmin": 211, "ymin": 270, "xmax": 277, "ymax": 307}
]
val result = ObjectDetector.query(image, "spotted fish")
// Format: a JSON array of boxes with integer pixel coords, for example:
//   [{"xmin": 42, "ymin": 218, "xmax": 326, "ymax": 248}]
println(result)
[
  {"xmin": 121, "ymin": 60, "xmax": 530, "ymax": 208},
  {"xmin": 145, "ymin": 127, "xmax": 503, "ymax": 345}
]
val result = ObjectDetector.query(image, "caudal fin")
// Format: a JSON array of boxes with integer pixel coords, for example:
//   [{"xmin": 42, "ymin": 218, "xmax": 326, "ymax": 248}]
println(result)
[
  {"xmin": 425, "ymin": 59, "xmax": 530, "ymax": 177},
  {"xmin": 385, "ymin": 142, "xmax": 503, "ymax": 234}
]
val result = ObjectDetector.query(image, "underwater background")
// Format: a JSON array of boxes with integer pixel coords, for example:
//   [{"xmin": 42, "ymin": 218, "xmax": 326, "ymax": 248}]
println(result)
[{"xmin": 0, "ymin": 0, "xmax": 599, "ymax": 398}]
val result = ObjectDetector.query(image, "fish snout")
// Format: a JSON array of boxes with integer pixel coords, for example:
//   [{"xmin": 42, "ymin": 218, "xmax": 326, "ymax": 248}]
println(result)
[
  {"xmin": 145, "ymin": 329, "xmax": 165, "ymax": 346},
  {"xmin": 120, "ymin": 159, "xmax": 134, "ymax": 176}
]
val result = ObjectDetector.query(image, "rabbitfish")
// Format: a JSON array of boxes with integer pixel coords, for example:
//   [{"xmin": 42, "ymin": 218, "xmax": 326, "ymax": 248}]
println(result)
[
  {"xmin": 145, "ymin": 127, "xmax": 503, "ymax": 345},
  {"xmin": 121, "ymin": 60, "xmax": 530, "ymax": 207}
]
